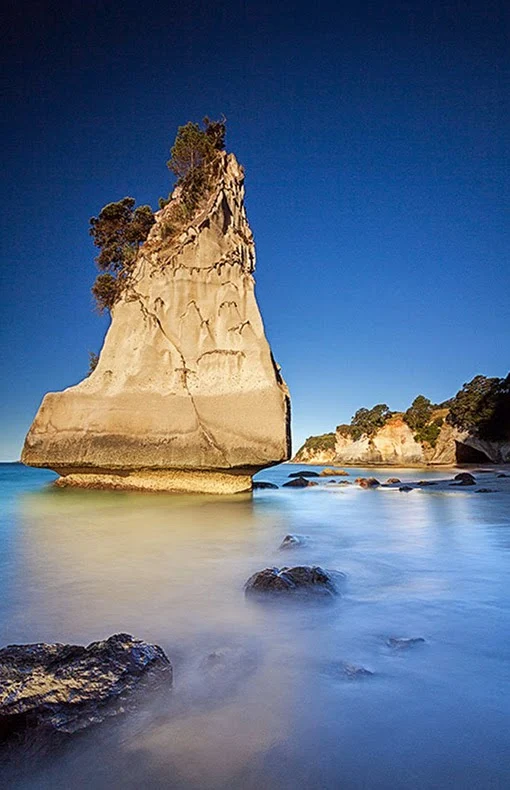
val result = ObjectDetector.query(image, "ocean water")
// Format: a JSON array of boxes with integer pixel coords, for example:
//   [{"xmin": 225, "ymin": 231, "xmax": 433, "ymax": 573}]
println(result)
[{"xmin": 1, "ymin": 461, "xmax": 510, "ymax": 789}]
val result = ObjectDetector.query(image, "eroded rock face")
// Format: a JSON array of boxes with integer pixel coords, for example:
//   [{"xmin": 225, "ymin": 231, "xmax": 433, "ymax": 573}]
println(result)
[
  {"xmin": 0, "ymin": 633, "xmax": 171, "ymax": 739},
  {"xmin": 22, "ymin": 153, "xmax": 291, "ymax": 493}
]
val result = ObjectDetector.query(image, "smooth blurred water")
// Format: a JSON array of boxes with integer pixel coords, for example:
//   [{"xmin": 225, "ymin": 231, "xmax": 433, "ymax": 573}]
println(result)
[{"xmin": 1, "ymin": 462, "xmax": 510, "ymax": 789}]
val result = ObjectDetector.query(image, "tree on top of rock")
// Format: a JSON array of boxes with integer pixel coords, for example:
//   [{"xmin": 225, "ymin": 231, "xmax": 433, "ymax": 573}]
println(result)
[
  {"xmin": 350, "ymin": 404, "xmax": 392, "ymax": 441},
  {"xmin": 404, "ymin": 395, "xmax": 433, "ymax": 431},
  {"xmin": 447, "ymin": 374, "xmax": 510, "ymax": 440},
  {"xmin": 167, "ymin": 117, "xmax": 226, "ymax": 180},
  {"xmin": 89, "ymin": 197, "xmax": 155, "ymax": 312},
  {"xmin": 163, "ymin": 118, "xmax": 226, "ymax": 216}
]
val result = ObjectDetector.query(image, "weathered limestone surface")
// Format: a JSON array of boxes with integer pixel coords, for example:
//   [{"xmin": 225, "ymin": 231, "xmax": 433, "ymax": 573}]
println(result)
[{"xmin": 22, "ymin": 153, "xmax": 291, "ymax": 492}]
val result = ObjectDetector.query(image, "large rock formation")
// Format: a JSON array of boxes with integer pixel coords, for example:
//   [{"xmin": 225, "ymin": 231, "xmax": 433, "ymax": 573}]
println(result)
[
  {"xmin": 294, "ymin": 415, "xmax": 510, "ymax": 466},
  {"xmin": 22, "ymin": 153, "xmax": 291, "ymax": 493}
]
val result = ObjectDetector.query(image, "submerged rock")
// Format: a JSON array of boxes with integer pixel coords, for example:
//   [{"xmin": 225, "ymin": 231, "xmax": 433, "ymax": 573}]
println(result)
[
  {"xmin": 387, "ymin": 637, "xmax": 425, "ymax": 649},
  {"xmin": 497, "ymin": 473, "xmax": 509, "ymax": 478},
  {"xmin": 399, "ymin": 485, "xmax": 413, "ymax": 492},
  {"xmin": 21, "ymin": 152, "xmax": 290, "ymax": 494},
  {"xmin": 340, "ymin": 662, "xmax": 374, "ymax": 679},
  {"xmin": 0, "ymin": 633, "xmax": 171, "ymax": 739},
  {"xmin": 253, "ymin": 481, "xmax": 278, "ymax": 490},
  {"xmin": 245, "ymin": 566, "xmax": 339, "ymax": 598},
  {"xmin": 288, "ymin": 470, "xmax": 320, "ymax": 478},
  {"xmin": 416, "ymin": 480, "xmax": 437, "ymax": 486},
  {"xmin": 476, "ymin": 488, "xmax": 496, "ymax": 493},
  {"xmin": 283, "ymin": 477, "xmax": 314, "ymax": 488},
  {"xmin": 279, "ymin": 534, "xmax": 305, "ymax": 550},
  {"xmin": 356, "ymin": 477, "xmax": 380, "ymax": 488},
  {"xmin": 454, "ymin": 472, "xmax": 476, "ymax": 484}
]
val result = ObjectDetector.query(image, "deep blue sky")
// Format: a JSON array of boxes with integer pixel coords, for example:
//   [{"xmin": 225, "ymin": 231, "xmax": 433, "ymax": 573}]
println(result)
[{"xmin": 1, "ymin": 0, "xmax": 508, "ymax": 460}]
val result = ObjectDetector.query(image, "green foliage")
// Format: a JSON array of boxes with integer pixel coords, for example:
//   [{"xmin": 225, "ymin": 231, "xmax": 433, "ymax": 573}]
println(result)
[
  {"xmin": 302, "ymin": 433, "xmax": 336, "ymax": 452},
  {"xmin": 336, "ymin": 424, "xmax": 352, "ymax": 437},
  {"xmin": 158, "ymin": 195, "xmax": 171, "ymax": 210},
  {"xmin": 167, "ymin": 117, "xmax": 225, "ymax": 180},
  {"xmin": 404, "ymin": 395, "xmax": 434, "ymax": 432},
  {"xmin": 87, "ymin": 351, "xmax": 99, "ymax": 375},
  {"xmin": 414, "ymin": 417, "xmax": 443, "ymax": 447},
  {"xmin": 166, "ymin": 117, "xmax": 226, "ymax": 219},
  {"xmin": 350, "ymin": 404, "xmax": 391, "ymax": 441},
  {"xmin": 447, "ymin": 374, "xmax": 510, "ymax": 440},
  {"xmin": 91, "ymin": 273, "xmax": 118, "ymax": 313},
  {"xmin": 89, "ymin": 197, "xmax": 154, "ymax": 311}
]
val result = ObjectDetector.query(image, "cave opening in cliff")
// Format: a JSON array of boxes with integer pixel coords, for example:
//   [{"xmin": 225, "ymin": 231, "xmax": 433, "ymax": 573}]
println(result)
[{"xmin": 455, "ymin": 441, "xmax": 493, "ymax": 464}]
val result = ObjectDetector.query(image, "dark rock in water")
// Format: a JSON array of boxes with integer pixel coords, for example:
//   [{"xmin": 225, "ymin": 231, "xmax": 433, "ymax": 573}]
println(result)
[
  {"xmin": 340, "ymin": 662, "xmax": 374, "ymax": 679},
  {"xmin": 399, "ymin": 485, "xmax": 413, "ymax": 492},
  {"xmin": 416, "ymin": 480, "xmax": 437, "ymax": 486},
  {"xmin": 476, "ymin": 488, "xmax": 496, "ymax": 493},
  {"xmin": 357, "ymin": 477, "xmax": 380, "ymax": 488},
  {"xmin": 454, "ymin": 472, "xmax": 476, "ymax": 484},
  {"xmin": 288, "ymin": 470, "xmax": 320, "ymax": 478},
  {"xmin": 326, "ymin": 480, "xmax": 338, "ymax": 485},
  {"xmin": 497, "ymin": 473, "xmax": 509, "ymax": 478},
  {"xmin": 253, "ymin": 481, "xmax": 278, "ymax": 489},
  {"xmin": 0, "ymin": 633, "xmax": 171, "ymax": 740},
  {"xmin": 283, "ymin": 477, "xmax": 314, "ymax": 488},
  {"xmin": 245, "ymin": 566, "xmax": 339, "ymax": 598},
  {"xmin": 387, "ymin": 637, "xmax": 425, "ymax": 649},
  {"xmin": 450, "ymin": 480, "xmax": 475, "ymax": 487},
  {"xmin": 279, "ymin": 534, "xmax": 305, "ymax": 550},
  {"xmin": 386, "ymin": 478, "xmax": 402, "ymax": 485},
  {"xmin": 337, "ymin": 480, "xmax": 352, "ymax": 485}
]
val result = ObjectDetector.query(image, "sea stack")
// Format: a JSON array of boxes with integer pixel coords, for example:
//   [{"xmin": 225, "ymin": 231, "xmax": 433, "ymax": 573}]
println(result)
[{"xmin": 22, "ymin": 151, "xmax": 291, "ymax": 493}]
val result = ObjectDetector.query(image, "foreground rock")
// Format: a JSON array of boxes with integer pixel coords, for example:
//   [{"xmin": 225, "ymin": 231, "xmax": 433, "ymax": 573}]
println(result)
[
  {"xmin": 21, "ymin": 152, "xmax": 290, "ymax": 494},
  {"xmin": 0, "ymin": 633, "xmax": 171, "ymax": 739},
  {"xmin": 245, "ymin": 566, "xmax": 339, "ymax": 598}
]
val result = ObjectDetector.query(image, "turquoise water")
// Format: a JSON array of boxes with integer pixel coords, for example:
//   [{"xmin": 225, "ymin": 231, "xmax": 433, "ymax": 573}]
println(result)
[{"xmin": 1, "ymin": 462, "xmax": 510, "ymax": 789}]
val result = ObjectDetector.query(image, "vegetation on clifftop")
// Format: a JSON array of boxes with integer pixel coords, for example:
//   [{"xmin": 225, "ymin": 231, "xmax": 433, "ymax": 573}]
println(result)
[
  {"xmin": 90, "ymin": 117, "xmax": 226, "ymax": 313},
  {"xmin": 90, "ymin": 197, "xmax": 155, "ymax": 312},
  {"xmin": 300, "ymin": 373, "xmax": 509, "ymax": 458},
  {"xmin": 403, "ymin": 395, "xmax": 443, "ymax": 447},
  {"xmin": 348, "ymin": 404, "xmax": 392, "ymax": 441},
  {"xmin": 447, "ymin": 374, "xmax": 510, "ymax": 440},
  {"xmin": 300, "ymin": 433, "xmax": 336, "ymax": 452}
]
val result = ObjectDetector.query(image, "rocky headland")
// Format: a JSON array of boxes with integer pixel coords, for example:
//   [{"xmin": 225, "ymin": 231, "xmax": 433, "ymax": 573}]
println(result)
[
  {"xmin": 22, "ymin": 145, "xmax": 290, "ymax": 493},
  {"xmin": 294, "ymin": 377, "xmax": 510, "ymax": 467}
]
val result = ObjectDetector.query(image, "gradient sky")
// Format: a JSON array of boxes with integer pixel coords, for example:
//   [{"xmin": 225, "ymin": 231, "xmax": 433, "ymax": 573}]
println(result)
[{"xmin": 1, "ymin": 0, "xmax": 508, "ymax": 460}]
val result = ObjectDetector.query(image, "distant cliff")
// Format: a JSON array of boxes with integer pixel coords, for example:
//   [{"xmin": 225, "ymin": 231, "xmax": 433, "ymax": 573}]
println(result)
[{"xmin": 293, "ymin": 377, "xmax": 510, "ymax": 466}]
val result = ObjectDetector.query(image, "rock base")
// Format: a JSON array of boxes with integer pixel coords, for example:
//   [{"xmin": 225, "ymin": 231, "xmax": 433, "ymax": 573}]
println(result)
[{"xmin": 53, "ymin": 467, "xmax": 253, "ymax": 494}]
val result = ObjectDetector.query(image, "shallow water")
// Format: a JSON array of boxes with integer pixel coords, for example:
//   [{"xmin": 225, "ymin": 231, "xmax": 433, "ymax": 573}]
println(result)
[{"xmin": 1, "ymin": 462, "xmax": 510, "ymax": 789}]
